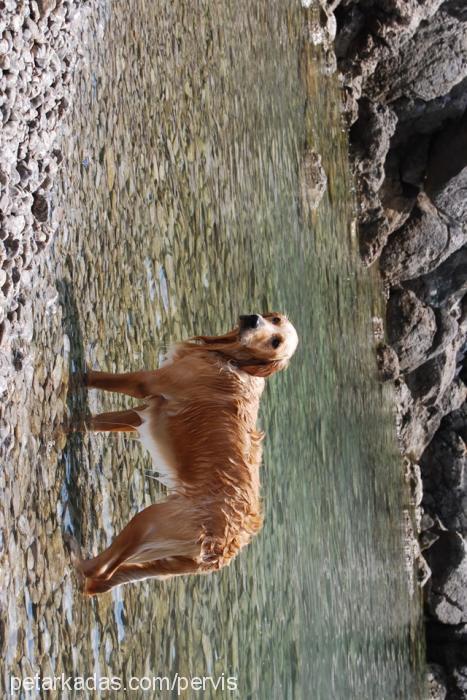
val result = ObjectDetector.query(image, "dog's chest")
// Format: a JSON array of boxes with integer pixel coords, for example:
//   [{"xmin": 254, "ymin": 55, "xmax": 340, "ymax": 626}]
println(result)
[{"xmin": 136, "ymin": 408, "xmax": 180, "ymax": 489}]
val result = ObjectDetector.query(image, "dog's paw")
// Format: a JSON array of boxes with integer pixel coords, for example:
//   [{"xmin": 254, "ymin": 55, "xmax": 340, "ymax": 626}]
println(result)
[{"xmin": 83, "ymin": 580, "xmax": 100, "ymax": 597}]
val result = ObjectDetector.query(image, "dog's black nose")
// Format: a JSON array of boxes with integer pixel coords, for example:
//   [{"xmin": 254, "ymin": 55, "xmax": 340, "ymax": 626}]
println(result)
[{"xmin": 240, "ymin": 314, "xmax": 261, "ymax": 329}]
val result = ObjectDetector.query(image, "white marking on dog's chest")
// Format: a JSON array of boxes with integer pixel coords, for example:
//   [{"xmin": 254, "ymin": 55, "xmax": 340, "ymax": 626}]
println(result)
[{"xmin": 136, "ymin": 408, "xmax": 179, "ymax": 490}]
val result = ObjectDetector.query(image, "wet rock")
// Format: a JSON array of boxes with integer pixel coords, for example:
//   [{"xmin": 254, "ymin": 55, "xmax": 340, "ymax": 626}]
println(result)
[
  {"xmin": 405, "ymin": 458, "xmax": 423, "ymax": 509},
  {"xmin": 358, "ymin": 210, "xmax": 390, "ymax": 268},
  {"xmin": 426, "ymin": 663, "xmax": 448, "ymax": 700},
  {"xmin": 403, "ymin": 506, "xmax": 431, "ymax": 594},
  {"xmin": 299, "ymin": 149, "xmax": 327, "ymax": 214},
  {"xmin": 376, "ymin": 342, "xmax": 400, "ymax": 381},
  {"xmin": 304, "ymin": 3, "xmax": 336, "ymax": 50}
]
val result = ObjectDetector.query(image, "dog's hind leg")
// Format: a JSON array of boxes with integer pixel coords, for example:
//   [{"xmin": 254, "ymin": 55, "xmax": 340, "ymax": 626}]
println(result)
[
  {"xmin": 87, "ymin": 408, "xmax": 144, "ymax": 433},
  {"xmin": 83, "ymin": 557, "xmax": 202, "ymax": 595},
  {"xmin": 74, "ymin": 499, "xmax": 201, "ymax": 582}
]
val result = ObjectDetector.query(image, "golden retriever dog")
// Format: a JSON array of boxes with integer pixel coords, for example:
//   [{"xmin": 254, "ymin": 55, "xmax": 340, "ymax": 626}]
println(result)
[{"xmin": 70, "ymin": 313, "xmax": 298, "ymax": 595}]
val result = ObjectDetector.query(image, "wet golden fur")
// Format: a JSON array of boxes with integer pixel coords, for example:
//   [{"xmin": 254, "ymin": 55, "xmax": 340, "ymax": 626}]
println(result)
[{"xmin": 70, "ymin": 313, "xmax": 298, "ymax": 595}]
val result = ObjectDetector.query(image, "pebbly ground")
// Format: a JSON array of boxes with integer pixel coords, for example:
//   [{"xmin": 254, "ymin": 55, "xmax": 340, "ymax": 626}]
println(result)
[{"xmin": 0, "ymin": 0, "xmax": 92, "ymax": 392}]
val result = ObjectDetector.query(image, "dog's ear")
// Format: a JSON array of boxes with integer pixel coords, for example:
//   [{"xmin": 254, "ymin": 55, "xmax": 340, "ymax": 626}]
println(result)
[
  {"xmin": 191, "ymin": 329, "xmax": 238, "ymax": 346},
  {"xmin": 239, "ymin": 359, "xmax": 288, "ymax": 377}
]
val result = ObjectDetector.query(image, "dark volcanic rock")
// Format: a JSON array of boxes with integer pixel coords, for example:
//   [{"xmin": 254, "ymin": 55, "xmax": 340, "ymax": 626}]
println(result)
[
  {"xmin": 379, "ymin": 150, "xmax": 417, "ymax": 235},
  {"xmin": 370, "ymin": 11, "xmax": 467, "ymax": 102},
  {"xmin": 426, "ymin": 663, "xmax": 448, "ymax": 700},
  {"xmin": 426, "ymin": 112, "xmax": 467, "ymax": 222},
  {"xmin": 430, "ymin": 308, "xmax": 461, "ymax": 362},
  {"xmin": 426, "ymin": 532, "xmax": 467, "ymax": 626},
  {"xmin": 386, "ymin": 287, "xmax": 436, "ymax": 372},
  {"xmin": 399, "ymin": 133, "xmax": 431, "ymax": 189},
  {"xmin": 396, "ymin": 377, "xmax": 466, "ymax": 460},
  {"xmin": 421, "ymin": 428, "xmax": 467, "ymax": 533},
  {"xmin": 406, "ymin": 247, "xmax": 467, "ymax": 310},
  {"xmin": 333, "ymin": 0, "xmax": 467, "ymax": 274},
  {"xmin": 444, "ymin": 0, "xmax": 467, "ymax": 23},
  {"xmin": 424, "ymin": 534, "xmax": 467, "ymax": 698},
  {"xmin": 443, "ymin": 402, "xmax": 467, "ymax": 445},
  {"xmin": 380, "ymin": 194, "xmax": 465, "ymax": 283},
  {"xmin": 351, "ymin": 99, "xmax": 397, "ymax": 263},
  {"xmin": 335, "ymin": 0, "xmax": 446, "ymax": 98},
  {"xmin": 406, "ymin": 351, "xmax": 457, "ymax": 405},
  {"xmin": 351, "ymin": 98, "xmax": 397, "ymax": 181},
  {"xmin": 426, "ymin": 623, "xmax": 467, "ymax": 699},
  {"xmin": 391, "ymin": 75, "xmax": 467, "ymax": 148},
  {"xmin": 376, "ymin": 342, "xmax": 400, "ymax": 380}
]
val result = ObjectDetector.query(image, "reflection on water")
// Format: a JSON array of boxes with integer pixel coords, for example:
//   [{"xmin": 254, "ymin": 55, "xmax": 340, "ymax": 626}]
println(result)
[{"xmin": 0, "ymin": 0, "xmax": 426, "ymax": 697}]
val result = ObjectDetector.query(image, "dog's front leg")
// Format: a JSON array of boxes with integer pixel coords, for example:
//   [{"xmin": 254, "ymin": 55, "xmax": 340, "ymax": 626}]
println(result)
[
  {"xmin": 85, "ymin": 369, "xmax": 160, "ymax": 399},
  {"xmin": 84, "ymin": 361, "xmax": 191, "ymax": 399}
]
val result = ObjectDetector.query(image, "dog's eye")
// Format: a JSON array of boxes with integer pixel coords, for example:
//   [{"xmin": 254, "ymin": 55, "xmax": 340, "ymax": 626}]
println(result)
[
  {"xmin": 271, "ymin": 336, "xmax": 282, "ymax": 349},
  {"xmin": 272, "ymin": 317, "xmax": 281, "ymax": 325}
]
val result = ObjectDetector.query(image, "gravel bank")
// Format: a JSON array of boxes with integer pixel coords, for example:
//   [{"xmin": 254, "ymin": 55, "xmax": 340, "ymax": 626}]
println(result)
[{"xmin": 0, "ymin": 0, "xmax": 91, "ymax": 393}]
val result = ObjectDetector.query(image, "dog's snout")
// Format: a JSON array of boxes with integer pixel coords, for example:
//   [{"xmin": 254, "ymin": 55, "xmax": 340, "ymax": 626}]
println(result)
[{"xmin": 240, "ymin": 314, "xmax": 261, "ymax": 330}]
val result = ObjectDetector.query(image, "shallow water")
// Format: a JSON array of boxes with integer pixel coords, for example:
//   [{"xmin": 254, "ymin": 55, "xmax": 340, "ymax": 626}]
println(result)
[{"xmin": 1, "ymin": 0, "xmax": 426, "ymax": 697}]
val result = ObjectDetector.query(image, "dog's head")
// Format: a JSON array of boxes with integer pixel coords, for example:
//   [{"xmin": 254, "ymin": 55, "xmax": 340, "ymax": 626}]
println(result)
[{"xmin": 193, "ymin": 312, "xmax": 298, "ymax": 377}]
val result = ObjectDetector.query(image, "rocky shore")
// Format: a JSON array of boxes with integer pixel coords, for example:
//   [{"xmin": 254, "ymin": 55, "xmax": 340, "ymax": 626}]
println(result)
[{"xmin": 323, "ymin": 0, "xmax": 467, "ymax": 696}]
